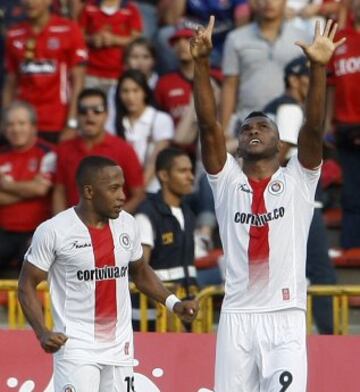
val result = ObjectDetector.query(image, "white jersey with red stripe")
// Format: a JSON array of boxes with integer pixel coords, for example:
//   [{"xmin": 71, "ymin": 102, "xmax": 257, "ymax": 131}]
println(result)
[
  {"xmin": 25, "ymin": 208, "xmax": 143, "ymax": 365},
  {"xmin": 207, "ymin": 153, "xmax": 320, "ymax": 312}
]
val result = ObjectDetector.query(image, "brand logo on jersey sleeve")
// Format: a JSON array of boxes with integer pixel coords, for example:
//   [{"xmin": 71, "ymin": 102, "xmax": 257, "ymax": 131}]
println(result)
[
  {"xmin": 268, "ymin": 180, "xmax": 284, "ymax": 195},
  {"xmin": 119, "ymin": 233, "xmax": 131, "ymax": 250}
]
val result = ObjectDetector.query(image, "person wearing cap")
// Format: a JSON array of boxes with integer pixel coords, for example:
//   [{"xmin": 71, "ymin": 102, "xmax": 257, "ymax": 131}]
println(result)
[{"xmin": 263, "ymin": 56, "xmax": 337, "ymax": 335}]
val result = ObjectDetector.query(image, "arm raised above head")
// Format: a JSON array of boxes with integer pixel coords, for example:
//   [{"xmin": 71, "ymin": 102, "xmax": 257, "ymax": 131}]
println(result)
[
  {"xmin": 190, "ymin": 16, "xmax": 227, "ymax": 175},
  {"xmin": 296, "ymin": 20, "xmax": 346, "ymax": 169}
]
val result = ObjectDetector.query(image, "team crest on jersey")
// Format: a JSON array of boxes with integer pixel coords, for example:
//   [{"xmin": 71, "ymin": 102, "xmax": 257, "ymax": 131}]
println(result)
[
  {"xmin": 119, "ymin": 233, "xmax": 131, "ymax": 250},
  {"xmin": 63, "ymin": 385, "xmax": 76, "ymax": 392},
  {"xmin": 48, "ymin": 37, "xmax": 60, "ymax": 50},
  {"xmin": 268, "ymin": 180, "xmax": 284, "ymax": 195}
]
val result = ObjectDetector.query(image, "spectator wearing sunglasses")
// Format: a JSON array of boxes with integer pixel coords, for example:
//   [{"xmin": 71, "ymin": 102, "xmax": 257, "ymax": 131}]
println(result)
[{"xmin": 53, "ymin": 88, "xmax": 145, "ymax": 215}]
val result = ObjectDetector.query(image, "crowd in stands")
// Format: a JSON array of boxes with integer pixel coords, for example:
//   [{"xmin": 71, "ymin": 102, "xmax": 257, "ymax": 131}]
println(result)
[{"xmin": 0, "ymin": 0, "xmax": 359, "ymax": 333}]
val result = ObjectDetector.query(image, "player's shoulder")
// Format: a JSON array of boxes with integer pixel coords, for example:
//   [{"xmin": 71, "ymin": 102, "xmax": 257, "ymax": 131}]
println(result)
[
  {"xmin": 6, "ymin": 22, "xmax": 28, "ymax": 38},
  {"xmin": 40, "ymin": 208, "xmax": 78, "ymax": 234},
  {"xmin": 115, "ymin": 210, "xmax": 136, "ymax": 224}
]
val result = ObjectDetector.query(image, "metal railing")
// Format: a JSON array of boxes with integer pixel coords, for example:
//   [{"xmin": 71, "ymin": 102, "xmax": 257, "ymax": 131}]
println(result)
[{"xmin": 1, "ymin": 280, "xmax": 359, "ymax": 334}]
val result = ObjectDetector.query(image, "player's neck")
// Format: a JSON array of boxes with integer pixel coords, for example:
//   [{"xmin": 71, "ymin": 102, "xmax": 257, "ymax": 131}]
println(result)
[
  {"xmin": 75, "ymin": 205, "xmax": 108, "ymax": 229},
  {"xmin": 243, "ymin": 158, "xmax": 280, "ymax": 181}
]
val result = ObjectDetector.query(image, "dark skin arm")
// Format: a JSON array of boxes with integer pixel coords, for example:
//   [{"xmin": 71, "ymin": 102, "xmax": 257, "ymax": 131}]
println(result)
[
  {"xmin": 18, "ymin": 261, "xmax": 68, "ymax": 353},
  {"xmin": 296, "ymin": 20, "xmax": 346, "ymax": 169},
  {"xmin": 190, "ymin": 16, "xmax": 227, "ymax": 175},
  {"xmin": 129, "ymin": 258, "xmax": 198, "ymax": 323}
]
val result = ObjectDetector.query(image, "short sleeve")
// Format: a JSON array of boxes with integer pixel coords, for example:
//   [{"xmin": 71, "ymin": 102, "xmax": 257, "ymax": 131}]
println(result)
[
  {"xmin": 128, "ymin": 3, "xmax": 143, "ymax": 32},
  {"xmin": 67, "ymin": 21, "xmax": 88, "ymax": 67},
  {"xmin": 222, "ymin": 32, "xmax": 240, "ymax": 76},
  {"xmin": 39, "ymin": 151, "xmax": 57, "ymax": 183},
  {"xmin": 207, "ymin": 153, "xmax": 242, "ymax": 207},
  {"xmin": 130, "ymin": 219, "xmax": 144, "ymax": 261},
  {"xmin": 135, "ymin": 213, "xmax": 155, "ymax": 248},
  {"xmin": 152, "ymin": 111, "xmax": 175, "ymax": 142},
  {"xmin": 25, "ymin": 222, "xmax": 56, "ymax": 271},
  {"xmin": 285, "ymin": 155, "xmax": 321, "ymax": 202}
]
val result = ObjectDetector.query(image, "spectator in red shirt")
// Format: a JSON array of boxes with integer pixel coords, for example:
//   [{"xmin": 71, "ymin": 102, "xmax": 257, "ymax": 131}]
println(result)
[
  {"xmin": 3, "ymin": 0, "xmax": 88, "ymax": 144},
  {"xmin": 0, "ymin": 101, "xmax": 56, "ymax": 275},
  {"xmin": 79, "ymin": 0, "xmax": 142, "ymax": 93},
  {"xmin": 53, "ymin": 87, "xmax": 145, "ymax": 215},
  {"xmin": 325, "ymin": 0, "xmax": 360, "ymax": 248}
]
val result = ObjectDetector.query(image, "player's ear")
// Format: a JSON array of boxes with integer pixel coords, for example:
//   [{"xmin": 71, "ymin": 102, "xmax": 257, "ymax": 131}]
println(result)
[
  {"xmin": 157, "ymin": 169, "xmax": 169, "ymax": 184},
  {"xmin": 83, "ymin": 184, "xmax": 94, "ymax": 200}
]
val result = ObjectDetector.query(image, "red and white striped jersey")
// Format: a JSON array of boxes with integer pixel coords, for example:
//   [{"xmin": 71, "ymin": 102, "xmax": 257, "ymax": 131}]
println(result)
[
  {"xmin": 25, "ymin": 208, "xmax": 143, "ymax": 365},
  {"xmin": 207, "ymin": 154, "xmax": 320, "ymax": 312}
]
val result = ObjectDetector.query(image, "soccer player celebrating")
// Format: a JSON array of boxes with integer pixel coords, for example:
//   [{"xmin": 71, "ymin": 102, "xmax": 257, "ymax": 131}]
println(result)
[
  {"xmin": 18, "ymin": 156, "xmax": 198, "ymax": 392},
  {"xmin": 190, "ymin": 16, "xmax": 345, "ymax": 392}
]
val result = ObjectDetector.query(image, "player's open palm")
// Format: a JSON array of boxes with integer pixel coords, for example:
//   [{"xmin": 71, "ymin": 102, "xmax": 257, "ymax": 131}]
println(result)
[
  {"xmin": 190, "ymin": 15, "xmax": 215, "ymax": 60},
  {"xmin": 295, "ymin": 19, "xmax": 346, "ymax": 65}
]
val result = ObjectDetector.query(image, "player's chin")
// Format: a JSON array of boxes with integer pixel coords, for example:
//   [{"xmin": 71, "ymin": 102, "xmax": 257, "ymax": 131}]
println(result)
[{"xmin": 109, "ymin": 209, "xmax": 121, "ymax": 219}]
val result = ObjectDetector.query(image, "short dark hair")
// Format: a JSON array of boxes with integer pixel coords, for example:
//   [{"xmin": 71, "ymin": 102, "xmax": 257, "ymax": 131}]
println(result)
[
  {"xmin": 77, "ymin": 88, "xmax": 107, "ymax": 110},
  {"xmin": 76, "ymin": 155, "xmax": 118, "ymax": 188},
  {"xmin": 124, "ymin": 37, "xmax": 157, "ymax": 64},
  {"xmin": 155, "ymin": 147, "xmax": 188, "ymax": 173},
  {"xmin": 242, "ymin": 111, "xmax": 278, "ymax": 132},
  {"xmin": 244, "ymin": 111, "xmax": 271, "ymax": 121}
]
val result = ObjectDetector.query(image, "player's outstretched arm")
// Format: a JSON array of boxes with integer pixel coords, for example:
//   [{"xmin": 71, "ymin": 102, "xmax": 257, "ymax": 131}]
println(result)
[
  {"xmin": 18, "ymin": 261, "xmax": 68, "ymax": 353},
  {"xmin": 129, "ymin": 259, "xmax": 199, "ymax": 323},
  {"xmin": 296, "ymin": 19, "xmax": 346, "ymax": 169},
  {"xmin": 190, "ymin": 16, "xmax": 227, "ymax": 175}
]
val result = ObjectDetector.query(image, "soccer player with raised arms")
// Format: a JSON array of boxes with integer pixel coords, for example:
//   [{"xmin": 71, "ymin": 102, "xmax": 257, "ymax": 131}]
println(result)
[{"xmin": 190, "ymin": 15, "xmax": 345, "ymax": 392}]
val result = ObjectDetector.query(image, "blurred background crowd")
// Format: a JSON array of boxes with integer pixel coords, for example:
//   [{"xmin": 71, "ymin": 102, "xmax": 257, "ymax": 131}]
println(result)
[{"xmin": 0, "ymin": 0, "xmax": 359, "ymax": 334}]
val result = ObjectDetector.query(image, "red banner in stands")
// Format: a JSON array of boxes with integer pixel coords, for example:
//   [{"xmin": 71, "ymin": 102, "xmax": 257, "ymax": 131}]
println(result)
[{"xmin": 0, "ymin": 331, "xmax": 360, "ymax": 391}]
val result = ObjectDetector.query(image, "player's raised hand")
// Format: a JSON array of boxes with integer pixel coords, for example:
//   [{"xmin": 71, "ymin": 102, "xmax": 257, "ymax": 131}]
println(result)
[
  {"xmin": 173, "ymin": 299, "xmax": 199, "ymax": 323},
  {"xmin": 190, "ymin": 15, "xmax": 215, "ymax": 60},
  {"xmin": 40, "ymin": 330, "xmax": 68, "ymax": 353},
  {"xmin": 295, "ymin": 19, "xmax": 346, "ymax": 66}
]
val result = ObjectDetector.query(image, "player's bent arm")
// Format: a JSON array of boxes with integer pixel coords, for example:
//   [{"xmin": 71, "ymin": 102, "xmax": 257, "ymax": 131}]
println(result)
[
  {"xmin": 297, "ymin": 63, "xmax": 326, "ymax": 169},
  {"xmin": 0, "ymin": 175, "xmax": 52, "ymax": 198},
  {"xmin": 18, "ymin": 262, "xmax": 50, "ymax": 340},
  {"xmin": 18, "ymin": 261, "xmax": 68, "ymax": 353},
  {"xmin": 129, "ymin": 258, "xmax": 198, "ymax": 321},
  {"xmin": 0, "ymin": 190, "xmax": 22, "ymax": 205},
  {"xmin": 193, "ymin": 57, "xmax": 227, "ymax": 174},
  {"xmin": 129, "ymin": 258, "xmax": 174, "ymax": 304}
]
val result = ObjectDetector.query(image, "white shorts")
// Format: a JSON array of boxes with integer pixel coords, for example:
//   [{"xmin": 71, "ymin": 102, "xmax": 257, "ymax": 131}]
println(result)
[
  {"xmin": 214, "ymin": 309, "xmax": 307, "ymax": 392},
  {"xmin": 54, "ymin": 357, "xmax": 134, "ymax": 392}
]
